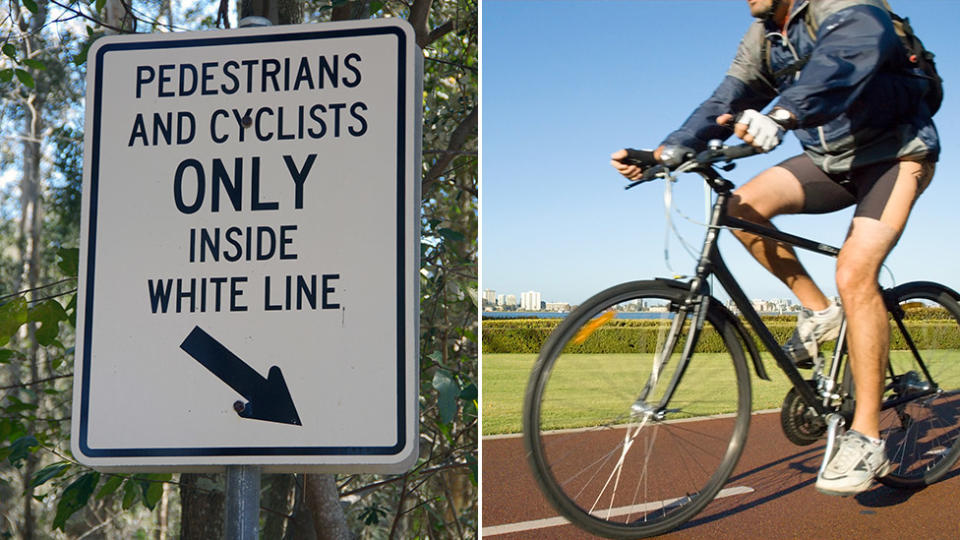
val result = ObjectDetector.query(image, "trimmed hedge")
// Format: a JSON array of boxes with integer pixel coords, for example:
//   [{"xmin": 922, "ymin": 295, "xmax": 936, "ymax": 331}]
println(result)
[{"xmin": 482, "ymin": 314, "xmax": 959, "ymax": 354}]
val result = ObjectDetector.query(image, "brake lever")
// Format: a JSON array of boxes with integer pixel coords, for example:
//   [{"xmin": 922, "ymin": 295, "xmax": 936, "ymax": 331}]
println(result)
[{"xmin": 624, "ymin": 164, "xmax": 667, "ymax": 190}]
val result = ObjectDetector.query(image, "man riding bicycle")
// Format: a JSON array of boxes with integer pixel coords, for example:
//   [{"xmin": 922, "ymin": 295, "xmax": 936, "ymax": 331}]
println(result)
[{"xmin": 612, "ymin": 0, "xmax": 939, "ymax": 495}]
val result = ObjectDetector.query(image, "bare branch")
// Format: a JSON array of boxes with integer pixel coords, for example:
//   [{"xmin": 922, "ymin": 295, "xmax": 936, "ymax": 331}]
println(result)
[
  {"xmin": 422, "ymin": 107, "xmax": 477, "ymax": 193},
  {"xmin": 425, "ymin": 19, "xmax": 454, "ymax": 47},
  {"xmin": 408, "ymin": 0, "xmax": 432, "ymax": 48},
  {"xmin": 0, "ymin": 374, "xmax": 72, "ymax": 390},
  {"xmin": 0, "ymin": 277, "xmax": 75, "ymax": 301}
]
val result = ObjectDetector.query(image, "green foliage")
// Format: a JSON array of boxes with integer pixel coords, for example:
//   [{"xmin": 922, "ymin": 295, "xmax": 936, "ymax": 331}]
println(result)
[
  {"xmin": 0, "ymin": 1, "xmax": 478, "ymax": 538},
  {"xmin": 5, "ymin": 435, "xmax": 38, "ymax": 467},
  {"xmin": 30, "ymin": 461, "xmax": 71, "ymax": 487},
  {"xmin": 53, "ymin": 472, "xmax": 100, "ymax": 530},
  {"xmin": 0, "ymin": 297, "xmax": 28, "ymax": 346},
  {"xmin": 56, "ymin": 247, "xmax": 79, "ymax": 278},
  {"xmin": 358, "ymin": 502, "xmax": 388, "ymax": 525},
  {"xmin": 27, "ymin": 300, "xmax": 68, "ymax": 347},
  {"xmin": 482, "ymin": 316, "xmax": 960, "ymax": 354},
  {"xmin": 432, "ymin": 369, "xmax": 458, "ymax": 424},
  {"xmin": 136, "ymin": 474, "xmax": 173, "ymax": 509},
  {"xmin": 13, "ymin": 68, "xmax": 34, "ymax": 88}
]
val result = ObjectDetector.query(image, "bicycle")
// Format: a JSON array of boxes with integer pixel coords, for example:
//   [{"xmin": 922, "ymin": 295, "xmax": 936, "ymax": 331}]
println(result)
[{"xmin": 522, "ymin": 143, "xmax": 960, "ymax": 539}]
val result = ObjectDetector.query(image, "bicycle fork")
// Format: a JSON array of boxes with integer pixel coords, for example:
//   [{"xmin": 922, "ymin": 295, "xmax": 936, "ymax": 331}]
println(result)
[{"xmin": 631, "ymin": 291, "xmax": 709, "ymax": 419}]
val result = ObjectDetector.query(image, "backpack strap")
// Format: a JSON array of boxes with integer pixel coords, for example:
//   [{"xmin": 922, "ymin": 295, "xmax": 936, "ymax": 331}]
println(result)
[
  {"xmin": 763, "ymin": 2, "xmax": 818, "ymax": 80},
  {"xmin": 802, "ymin": 3, "xmax": 819, "ymax": 39}
]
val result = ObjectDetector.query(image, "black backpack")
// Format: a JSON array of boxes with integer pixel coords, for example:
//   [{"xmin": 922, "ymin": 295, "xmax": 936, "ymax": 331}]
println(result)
[
  {"xmin": 763, "ymin": 0, "xmax": 943, "ymax": 116},
  {"xmin": 887, "ymin": 10, "xmax": 943, "ymax": 115}
]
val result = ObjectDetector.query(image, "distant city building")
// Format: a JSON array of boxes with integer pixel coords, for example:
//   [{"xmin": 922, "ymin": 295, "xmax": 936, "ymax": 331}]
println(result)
[
  {"xmin": 751, "ymin": 298, "xmax": 795, "ymax": 313},
  {"xmin": 521, "ymin": 291, "xmax": 542, "ymax": 311},
  {"xmin": 505, "ymin": 294, "xmax": 517, "ymax": 307},
  {"xmin": 483, "ymin": 289, "xmax": 496, "ymax": 305},
  {"xmin": 619, "ymin": 299, "xmax": 645, "ymax": 312},
  {"xmin": 496, "ymin": 294, "xmax": 505, "ymax": 306},
  {"xmin": 545, "ymin": 302, "xmax": 571, "ymax": 312}
]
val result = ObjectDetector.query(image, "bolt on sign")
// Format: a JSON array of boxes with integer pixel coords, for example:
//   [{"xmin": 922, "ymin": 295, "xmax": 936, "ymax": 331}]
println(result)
[{"xmin": 72, "ymin": 19, "xmax": 421, "ymax": 472}]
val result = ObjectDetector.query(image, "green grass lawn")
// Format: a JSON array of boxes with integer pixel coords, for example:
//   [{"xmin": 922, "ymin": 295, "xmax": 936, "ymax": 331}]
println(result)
[
  {"xmin": 482, "ymin": 350, "xmax": 960, "ymax": 436},
  {"xmin": 483, "ymin": 352, "xmax": 799, "ymax": 436}
]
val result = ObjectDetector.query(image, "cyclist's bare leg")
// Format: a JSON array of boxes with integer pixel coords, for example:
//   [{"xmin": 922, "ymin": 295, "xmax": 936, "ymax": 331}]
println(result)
[
  {"xmin": 727, "ymin": 166, "xmax": 831, "ymax": 310},
  {"xmin": 837, "ymin": 161, "xmax": 933, "ymax": 438}
]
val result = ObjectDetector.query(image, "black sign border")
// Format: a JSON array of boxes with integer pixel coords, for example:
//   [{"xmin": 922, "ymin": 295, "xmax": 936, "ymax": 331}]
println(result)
[{"xmin": 78, "ymin": 25, "xmax": 410, "ymax": 460}]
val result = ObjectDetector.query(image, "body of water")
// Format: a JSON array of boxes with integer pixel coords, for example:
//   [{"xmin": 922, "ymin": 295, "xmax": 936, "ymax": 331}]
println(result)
[
  {"xmin": 483, "ymin": 311, "xmax": 797, "ymax": 319},
  {"xmin": 483, "ymin": 311, "xmax": 667, "ymax": 319}
]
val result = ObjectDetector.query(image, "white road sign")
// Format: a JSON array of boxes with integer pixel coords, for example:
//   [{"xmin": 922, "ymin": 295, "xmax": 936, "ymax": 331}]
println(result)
[{"xmin": 72, "ymin": 19, "xmax": 421, "ymax": 472}]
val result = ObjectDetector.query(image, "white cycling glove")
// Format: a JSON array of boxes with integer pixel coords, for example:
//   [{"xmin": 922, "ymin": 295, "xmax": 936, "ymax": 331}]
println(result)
[{"xmin": 737, "ymin": 109, "xmax": 785, "ymax": 152}]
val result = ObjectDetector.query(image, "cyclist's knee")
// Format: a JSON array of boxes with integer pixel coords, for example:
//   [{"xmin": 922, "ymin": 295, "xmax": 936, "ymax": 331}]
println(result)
[
  {"xmin": 728, "ymin": 167, "xmax": 803, "ymax": 221},
  {"xmin": 726, "ymin": 194, "xmax": 765, "ymax": 221},
  {"xmin": 835, "ymin": 261, "xmax": 873, "ymax": 303}
]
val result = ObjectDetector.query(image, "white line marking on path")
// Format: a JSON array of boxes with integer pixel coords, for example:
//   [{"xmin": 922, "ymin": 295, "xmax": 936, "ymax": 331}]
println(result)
[
  {"xmin": 482, "ymin": 410, "xmax": 781, "ymax": 441},
  {"xmin": 480, "ymin": 485, "xmax": 754, "ymax": 537}
]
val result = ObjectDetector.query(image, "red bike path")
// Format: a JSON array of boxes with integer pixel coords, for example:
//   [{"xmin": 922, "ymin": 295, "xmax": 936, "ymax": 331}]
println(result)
[{"xmin": 481, "ymin": 411, "xmax": 960, "ymax": 539}]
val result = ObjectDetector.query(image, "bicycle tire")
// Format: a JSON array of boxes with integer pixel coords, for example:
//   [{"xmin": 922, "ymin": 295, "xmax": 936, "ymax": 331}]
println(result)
[
  {"xmin": 879, "ymin": 281, "xmax": 960, "ymax": 488},
  {"xmin": 523, "ymin": 280, "xmax": 752, "ymax": 539}
]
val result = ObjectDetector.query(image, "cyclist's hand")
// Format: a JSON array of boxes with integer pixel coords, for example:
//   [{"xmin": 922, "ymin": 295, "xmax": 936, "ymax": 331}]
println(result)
[
  {"xmin": 611, "ymin": 147, "xmax": 663, "ymax": 180},
  {"xmin": 717, "ymin": 110, "xmax": 783, "ymax": 152}
]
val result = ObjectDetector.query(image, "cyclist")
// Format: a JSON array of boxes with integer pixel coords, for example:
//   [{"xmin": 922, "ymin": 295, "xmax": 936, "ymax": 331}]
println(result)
[{"xmin": 611, "ymin": 0, "xmax": 938, "ymax": 495}]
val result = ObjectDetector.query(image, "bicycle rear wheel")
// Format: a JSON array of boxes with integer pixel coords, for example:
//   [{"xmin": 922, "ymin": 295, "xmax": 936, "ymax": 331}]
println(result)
[
  {"xmin": 880, "ymin": 281, "xmax": 960, "ymax": 488},
  {"xmin": 523, "ymin": 280, "xmax": 751, "ymax": 539}
]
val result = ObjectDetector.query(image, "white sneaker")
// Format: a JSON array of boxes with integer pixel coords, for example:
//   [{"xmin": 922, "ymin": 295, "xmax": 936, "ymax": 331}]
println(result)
[
  {"xmin": 816, "ymin": 430, "xmax": 891, "ymax": 496},
  {"xmin": 782, "ymin": 302, "xmax": 843, "ymax": 368}
]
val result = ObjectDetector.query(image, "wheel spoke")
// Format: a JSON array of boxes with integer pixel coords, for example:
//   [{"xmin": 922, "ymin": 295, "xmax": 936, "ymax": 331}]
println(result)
[
  {"xmin": 524, "ymin": 283, "xmax": 751, "ymax": 538},
  {"xmin": 879, "ymin": 285, "xmax": 960, "ymax": 488}
]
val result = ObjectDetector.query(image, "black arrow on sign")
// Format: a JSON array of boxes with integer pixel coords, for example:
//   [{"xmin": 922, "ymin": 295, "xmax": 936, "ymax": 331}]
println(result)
[{"xmin": 180, "ymin": 326, "xmax": 302, "ymax": 426}]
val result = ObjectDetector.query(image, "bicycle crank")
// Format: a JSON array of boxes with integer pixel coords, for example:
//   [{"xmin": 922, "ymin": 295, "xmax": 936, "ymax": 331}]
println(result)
[
  {"xmin": 818, "ymin": 413, "xmax": 846, "ymax": 478},
  {"xmin": 779, "ymin": 385, "xmax": 827, "ymax": 446}
]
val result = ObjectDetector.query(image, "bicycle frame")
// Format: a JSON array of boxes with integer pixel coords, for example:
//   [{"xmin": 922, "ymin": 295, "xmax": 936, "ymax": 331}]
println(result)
[
  {"xmin": 644, "ymin": 161, "xmax": 943, "ymax": 420},
  {"xmin": 657, "ymin": 165, "xmax": 843, "ymax": 416}
]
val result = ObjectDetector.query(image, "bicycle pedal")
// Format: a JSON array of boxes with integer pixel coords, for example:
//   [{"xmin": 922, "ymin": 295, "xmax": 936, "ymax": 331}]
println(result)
[{"xmin": 795, "ymin": 353, "xmax": 824, "ymax": 370}]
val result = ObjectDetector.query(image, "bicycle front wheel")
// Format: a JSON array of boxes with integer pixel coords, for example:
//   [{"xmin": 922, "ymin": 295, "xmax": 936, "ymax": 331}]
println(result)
[
  {"xmin": 880, "ymin": 281, "xmax": 960, "ymax": 488},
  {"xmin": 523, "ymin": 280, "xmax": 751, "ymax": 539}
]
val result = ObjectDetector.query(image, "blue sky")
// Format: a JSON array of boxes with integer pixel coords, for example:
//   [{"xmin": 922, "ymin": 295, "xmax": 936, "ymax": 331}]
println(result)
[{"xmin": 481, "ymin": 0, "xmax": 960, "ymax": 306}]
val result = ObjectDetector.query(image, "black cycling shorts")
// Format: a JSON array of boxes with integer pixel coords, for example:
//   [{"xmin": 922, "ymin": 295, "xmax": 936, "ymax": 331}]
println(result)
[{"xmin": 776, "ymin": 154, "xmax": 924, "ymax": 221}]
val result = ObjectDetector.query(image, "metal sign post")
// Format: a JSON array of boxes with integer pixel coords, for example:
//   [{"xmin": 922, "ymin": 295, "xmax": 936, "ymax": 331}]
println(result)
[
  {"xmin": 226, "ymin": 465, "xmax": 261, "ymax": 539},
  {"xmin": 221, "ymin": 21, "xmax": 268, "ymax": 539}
]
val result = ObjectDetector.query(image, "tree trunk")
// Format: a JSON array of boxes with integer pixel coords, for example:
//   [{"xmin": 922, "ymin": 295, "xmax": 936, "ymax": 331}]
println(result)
[
  {"xmin": 156, "ymin": 482, "xmax": 170, "ymax": 540},
  {"xmin": 283, "ymin": 476, "xmax": 316, "ymax": 539},
  {"xmin": 332, "ymin": 0, "xmax": 370, "ymax": 21},
  {"xmin": 262, "ymin": 474, "xmax": 296, "ymax": 539},
  {"xmin": 179, "ymin": 473, "xmax": 225, "ymax": 539},
  {"xmin": 103, "ymin": 0, "xmax": 135, "ymax": 32},
  {"xmin": 14, "ymin": 0, "xmax": 49, "ymax": 535},
  {"xmin": 304, "ymin": 475, "xmax": 352, "ymax": 540},
  {"xmin": 239, "ymin": 0, "xmax": 300, "ymax": 25},
  {"xmin": 18, "ymin": 101, "xmax": 42, "ymax": 540}
]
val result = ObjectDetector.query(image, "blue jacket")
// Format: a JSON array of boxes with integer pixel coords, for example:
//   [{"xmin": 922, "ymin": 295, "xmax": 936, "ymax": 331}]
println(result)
[{"xmin": 661, "ymin": 0, "xmax": 939, "ymax": 172}]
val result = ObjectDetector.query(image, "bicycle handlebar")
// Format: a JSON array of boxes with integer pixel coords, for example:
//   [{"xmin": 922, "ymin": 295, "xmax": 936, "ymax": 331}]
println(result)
[
  {"xmin": 695, "ymin": 143, "xmax": 759, "ymax": 164},
  {"xmin": 621, "ymin": 143, "xmax": 760, "ymax": 190},
  {"xmin": 620, "ymin": 148, "xmax": 659, "ymax": 168}
]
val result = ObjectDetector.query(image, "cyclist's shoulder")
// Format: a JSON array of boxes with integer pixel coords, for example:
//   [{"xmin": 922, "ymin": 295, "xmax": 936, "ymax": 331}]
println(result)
[{"xmin": 805, "ymin": 0, "xmax": 889, "ymax": 27}]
